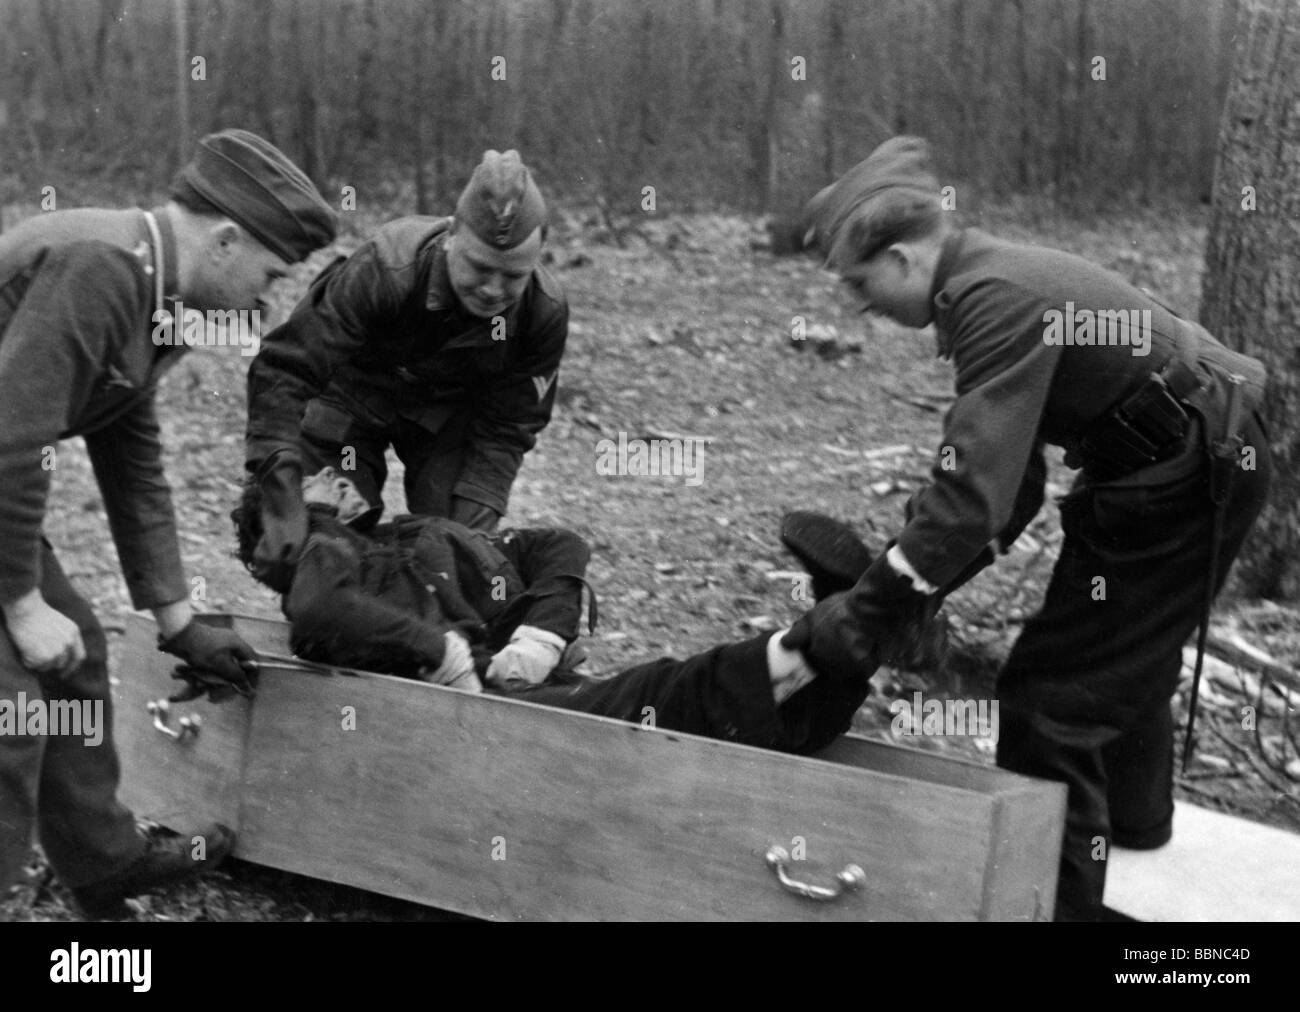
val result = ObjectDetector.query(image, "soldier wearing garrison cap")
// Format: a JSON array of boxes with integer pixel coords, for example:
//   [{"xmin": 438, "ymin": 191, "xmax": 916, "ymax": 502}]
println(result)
[
  {"xmin": 245, "ymin": 149, "xmax": 568, "ymax": 591},
  {"xmin": 0, "ymin": 128, "xmax": 336, "ymax": 917},
  {"xmin": 785, "ymin": 135, "xmax": 1272, "ymax": 921}
]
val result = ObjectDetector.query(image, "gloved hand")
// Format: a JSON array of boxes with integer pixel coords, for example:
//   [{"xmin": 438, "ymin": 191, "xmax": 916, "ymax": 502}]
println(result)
[
  {"xmin": 168, "ymin": 663, "xmax": 256, "ymax": 704},
  {"xmin": 449, "ymin": 496, "xmax": 500, "ymax": 533},
  {"xmin": 254, "ymin": 454, "xmax": 309, "ymax": 592},
  {"xmin": 781, "ymin": 553, "xmax": 930, "ymax": 682},
  {"xmin": 422, "ymin": 631, "xmax": 482, "ymax": 692},
  {"xmin": 941, "ymin": 544, "xmax": 996, "ymax": 597},
  {"xmin": 485, "ymin": 625, "xmax": 566, "ymax": 688},
  {"xmin": 158, "ymin": 621, "xmax": 257, "ymax": 698}
]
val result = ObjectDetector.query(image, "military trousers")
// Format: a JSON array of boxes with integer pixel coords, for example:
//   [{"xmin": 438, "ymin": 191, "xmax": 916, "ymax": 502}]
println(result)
[
  {"xmin": 502, "ymin": 632, "xmax": 875, "ymax": 756},
  {"xmin": 298, "ymin": 393, "xmax": 471, "ymax": 524},
  {"xmin": 996, "ymin": 412, "xmax": 1272, "ymax": 920},
  {"xmin": 0, "ymin": 540, "xmax": 144, "ymax": 896}
]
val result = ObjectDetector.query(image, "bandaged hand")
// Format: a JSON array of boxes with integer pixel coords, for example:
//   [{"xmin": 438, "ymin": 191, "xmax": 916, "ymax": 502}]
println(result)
[
  {"xmin": 485, "ymin": 626, "xmax": 566, "ymax": 688},
  {"xmin": 425, "ymin": 631, "xmax": 482, "ymax": 692}
]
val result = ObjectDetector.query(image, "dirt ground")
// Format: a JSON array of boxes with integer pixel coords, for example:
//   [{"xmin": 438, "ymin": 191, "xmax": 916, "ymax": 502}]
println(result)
[{"xmin": 4, "ymin": 198, "xmax": 1297, "ymax": 921}]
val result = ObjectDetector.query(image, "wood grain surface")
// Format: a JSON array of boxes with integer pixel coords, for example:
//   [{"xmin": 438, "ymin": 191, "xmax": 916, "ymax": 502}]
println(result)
[{"xmin": 116, "ymin": 614, "xmax": 1067, "ymax": 920}]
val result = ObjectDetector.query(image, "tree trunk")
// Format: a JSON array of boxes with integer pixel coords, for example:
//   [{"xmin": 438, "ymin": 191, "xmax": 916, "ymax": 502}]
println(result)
[
  {"xmin": 1014, "ymin": 0, "xmax": 1032, "ymax": 189},
  {"xmin": 252, "ymin": 1, "xmax": 274, "ymax": 139},
  {"xmin": 291, "ymin": 0, "xmax": 321, "ymax": 182},
  {"xmin": 174, "ymin": 0, "xmax": 190, "ymax": 167},
  {"xmin": 1200, "ymin": 0, "xmax": 1300, "ymax": 599},
  {"xmin": 821, "ymin": 0, "xmax": 844, "ymax": 183},
  {"xmin": 750, "ymin": 0, "xmax": 783, "ymax": 212},
  {"xmin": 409, "ymin": 2, "xmax": 430, "ymax": 215}
]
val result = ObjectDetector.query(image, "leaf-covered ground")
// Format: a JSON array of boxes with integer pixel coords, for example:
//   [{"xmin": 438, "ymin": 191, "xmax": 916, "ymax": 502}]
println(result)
[{"xmin": 4, "ymin": 198, "xmax": 1298, "ymax": 921}]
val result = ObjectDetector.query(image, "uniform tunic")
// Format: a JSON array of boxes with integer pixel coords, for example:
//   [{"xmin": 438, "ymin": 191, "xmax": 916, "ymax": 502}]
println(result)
[
  {"xmin": 245, "ymin": 216, "xmax": 568, "ymax": 520},
  {"xmin": 897, "ymin": 228, "xmax": 1271, "ymax": 919},
  {"xmin": 900, "ymin": 228, "xmax": 1266, "ymax": 588},
  {"xmin": 0, "ymin": 209, "xmax": 189, "ymax": 608},
  {"xmin": 284, "ymin": 514, "xmax": 594, "ymax": 675},
  {"xmin": 0, "ymin": 208, "xmax": 192, "ymax": 892}
]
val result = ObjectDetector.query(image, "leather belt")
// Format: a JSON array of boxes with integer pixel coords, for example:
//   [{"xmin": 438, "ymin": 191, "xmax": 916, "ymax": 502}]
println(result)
[{"xmin": 1069, "ymin": 352, "xmax": 1204, "ymax": 482}]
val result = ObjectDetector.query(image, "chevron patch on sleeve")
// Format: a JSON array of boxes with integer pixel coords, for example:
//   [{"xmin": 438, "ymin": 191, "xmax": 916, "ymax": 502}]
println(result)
[{"xmin": 532, "ymin": 371, "xmax": 558, "ymax": 401}]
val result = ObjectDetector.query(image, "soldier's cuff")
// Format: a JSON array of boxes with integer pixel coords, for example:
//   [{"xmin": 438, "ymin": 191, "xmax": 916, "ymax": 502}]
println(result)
[
  {"xmin": 127, "ymin": 572, "xmax": 191, "ymax": 612},
  {"xmin": 885, "ymin": 544, "xmax": 939, "ymax": 595}
]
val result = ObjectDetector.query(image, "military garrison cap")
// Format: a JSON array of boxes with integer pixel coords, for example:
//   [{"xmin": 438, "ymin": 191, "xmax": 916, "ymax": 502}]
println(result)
[
  {"xmin": 803, "ymin": 136, "xmax": 941, "ymax": 268},
  {"xmin": 455, "ymin": 150, "xmax": 547, "ymax": 249},
  {"xmin": 169, "ymin": 128, "xmax": 336, "ymax": 263}
]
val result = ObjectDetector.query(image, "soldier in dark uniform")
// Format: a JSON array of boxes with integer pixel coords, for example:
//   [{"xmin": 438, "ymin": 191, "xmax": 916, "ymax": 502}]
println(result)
[
  {"xmin": 245, "ymin": 149, "xmax": 568, "ymax": 593},
  {"xmin": 0, "ymin": 129, "xmax": 336, "ymax": 918},
  {"xmin": 786, "ymin": 137, "xmax": 1273, "ymax": 920}
]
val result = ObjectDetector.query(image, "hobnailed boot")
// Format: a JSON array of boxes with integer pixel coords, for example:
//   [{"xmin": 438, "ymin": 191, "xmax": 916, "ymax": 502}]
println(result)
[
  {"xmin": 779, "ymin": 511, "xmax": 873, "ymax": 600},
  {"xmin": 71, "ymin": 823, "xmax": 236, "ymax": 920}
]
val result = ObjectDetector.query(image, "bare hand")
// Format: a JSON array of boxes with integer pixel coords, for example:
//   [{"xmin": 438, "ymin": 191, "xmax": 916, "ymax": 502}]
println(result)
[{"xmin": 2, "ymin": 592, "xmax": 86, "ymax": 676}]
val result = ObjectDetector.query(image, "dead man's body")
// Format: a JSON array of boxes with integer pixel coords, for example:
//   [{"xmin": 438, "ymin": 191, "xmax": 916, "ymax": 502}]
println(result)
[{"xmin": 225, "ymin": 470, "xmax": 902, "ymax": 756}]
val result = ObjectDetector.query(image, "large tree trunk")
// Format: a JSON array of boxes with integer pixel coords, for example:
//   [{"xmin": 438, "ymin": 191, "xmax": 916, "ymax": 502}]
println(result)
[{"xmin": 1200, "ymin": 0, "xmax": 1300, "ymax": 599}]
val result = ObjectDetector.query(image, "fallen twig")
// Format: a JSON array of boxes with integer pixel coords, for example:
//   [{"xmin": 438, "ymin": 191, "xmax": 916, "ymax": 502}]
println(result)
[
  {"xmin": 1207, "ymin": 628, "xmax": 1299, "ymax": 693},
  {"xmin": 1208, "ymin": 722, "xmax": 1298, "ymax": 793},
  {"xmin": 881, "ymin": 385, "xmax": 952, "ymax": 413}
]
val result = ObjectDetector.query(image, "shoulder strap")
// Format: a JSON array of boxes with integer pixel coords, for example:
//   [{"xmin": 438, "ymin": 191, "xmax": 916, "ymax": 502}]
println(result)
[{"xmin": 141, "ymin": 210, "xmax": 170, "ymax": 331}]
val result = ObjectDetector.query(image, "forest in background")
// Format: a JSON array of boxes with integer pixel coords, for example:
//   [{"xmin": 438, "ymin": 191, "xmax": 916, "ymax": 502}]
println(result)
[{"xmin": 0, "ymin": 0, "xmax": 1238, "ymax": 217}]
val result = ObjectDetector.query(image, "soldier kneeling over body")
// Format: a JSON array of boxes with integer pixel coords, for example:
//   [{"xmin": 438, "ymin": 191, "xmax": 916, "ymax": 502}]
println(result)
[{"xmin": 225, "ymin": 470, "xmax": 925, "ymax": 757}]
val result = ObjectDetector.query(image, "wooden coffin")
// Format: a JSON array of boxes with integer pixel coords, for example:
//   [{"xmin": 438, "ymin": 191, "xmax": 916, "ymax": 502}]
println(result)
[{"xmin": 113, "ymin": 613, "xmax": 1067, "ymax": 921}]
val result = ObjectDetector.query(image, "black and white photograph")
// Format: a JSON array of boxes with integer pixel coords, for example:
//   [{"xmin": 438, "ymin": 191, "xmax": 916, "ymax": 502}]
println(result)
[{"xmin": 0, "ymin": 0, "xmax": 1295, "ymax": 969}]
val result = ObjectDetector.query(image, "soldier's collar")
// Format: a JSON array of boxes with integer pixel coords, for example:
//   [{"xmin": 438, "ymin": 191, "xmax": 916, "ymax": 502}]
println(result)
[
  {"xmin": 425, "ymin": 231, "xmax": 468, "ymax": 315},
  {"xmin": 929, "ymin": 229, "xmax": 967, "ymax": 360},
  {"xmin": 148, "ymin": 205, "xmax": 182, "ymax": 300}
]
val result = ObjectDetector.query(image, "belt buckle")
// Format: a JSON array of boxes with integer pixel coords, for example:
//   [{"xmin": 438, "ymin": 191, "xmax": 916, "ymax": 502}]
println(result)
[{"xmin": 1159, "ymin": 358, "xmax": 1203, "ymax": 401}]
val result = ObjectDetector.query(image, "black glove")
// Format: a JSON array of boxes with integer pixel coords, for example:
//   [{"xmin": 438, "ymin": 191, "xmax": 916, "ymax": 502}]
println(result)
[
  {"xmin": 884, "ymin": 589, "xmax": 948, "ymax": 670},
  {"xmin": 449, "ymin": 496, "xmax": 500, "ymax": 533},
  {"xmin": 254, "ymin": 455, "xmax": 308, "ymax": 592},
  {"xmin": 168, "ymin": 663, "xmax": 256, "ymax": 704},
  {"xmin": 940, "ymin": 544, "xmax": 996, "ymax": 597},
  {"xmin": 781, "ymin": 554, "xmax": 930, "ymax": 682},
  {"xmin": 159, "ymin": 620, "xmax": 257, "ymax": 689}
]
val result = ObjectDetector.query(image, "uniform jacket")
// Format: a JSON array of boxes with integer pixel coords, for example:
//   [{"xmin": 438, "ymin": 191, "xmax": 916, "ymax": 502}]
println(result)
[
  {"xmin": 246, "ymin": 216, "xmax": 568, "ymax": 515},
  {"xmin": 898, "ymin": 228, "xmax": 1267, "ymax": 589},
  {"xmin": 0, "ymin": 208, "xmax": 188, "ymax": 608},
  {"xmin": 285, "ymin": 512, "xmax": 590, "ymax": 675}
]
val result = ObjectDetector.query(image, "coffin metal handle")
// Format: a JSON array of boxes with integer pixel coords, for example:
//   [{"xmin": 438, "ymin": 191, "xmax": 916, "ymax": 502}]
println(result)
[
  {"xmin": 765, "ymin": 846, "xmax": 865, "ymax": 902},
  {"xmin": 146, "ymin": 699, "xmax": 201, "ymax": 742}
]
